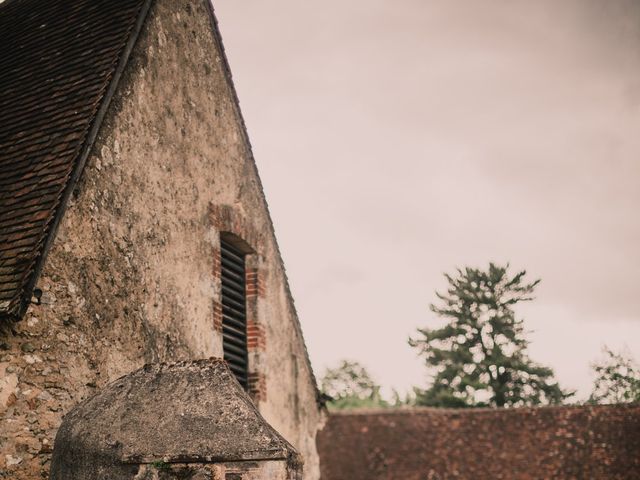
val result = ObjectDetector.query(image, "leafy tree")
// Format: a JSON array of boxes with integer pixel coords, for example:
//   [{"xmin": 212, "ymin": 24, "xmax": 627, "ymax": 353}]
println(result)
[
  {"xmin": 320, "ymin": 360, "xmax": 388, "ymax": 410},
  {"xmin": 588, "ymin": 347, "xmax": 640, "ymax": 404},
  {"xmin": 409, "ymin": 263, "xmax": 573, "ymax": 408},
  {"xmin": 390, "ymin": 388, "xmax": 416, "ymax": 407}
]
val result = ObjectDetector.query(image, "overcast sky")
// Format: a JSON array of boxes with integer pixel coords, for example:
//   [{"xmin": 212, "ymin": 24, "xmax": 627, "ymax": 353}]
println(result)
[{"xmin": 213, "ymin": 0, "xmax": 640, "ymax": 400}]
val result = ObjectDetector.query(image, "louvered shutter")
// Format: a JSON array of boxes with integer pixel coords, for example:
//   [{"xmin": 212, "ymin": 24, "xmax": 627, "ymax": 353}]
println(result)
[{"xmin": 220, "ymin": 239, "xmax": 248, "ymax": 389}]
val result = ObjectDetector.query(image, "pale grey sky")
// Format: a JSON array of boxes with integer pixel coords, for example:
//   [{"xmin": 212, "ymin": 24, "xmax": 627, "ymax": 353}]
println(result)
[{"xmin": 213, "ymin": 0, "xmax": 640, "ymax": 399}]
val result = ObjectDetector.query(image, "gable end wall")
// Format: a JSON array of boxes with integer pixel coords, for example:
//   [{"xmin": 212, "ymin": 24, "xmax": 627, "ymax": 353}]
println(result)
[{"xmin": 0, "ymin": 1, "xmax": 324, "ymax": 478}]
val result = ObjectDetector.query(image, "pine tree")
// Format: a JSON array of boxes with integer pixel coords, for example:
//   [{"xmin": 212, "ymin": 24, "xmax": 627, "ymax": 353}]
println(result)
[{"xmin": 409, "ymin": 263, "xmax": 572, "ymax": 408}]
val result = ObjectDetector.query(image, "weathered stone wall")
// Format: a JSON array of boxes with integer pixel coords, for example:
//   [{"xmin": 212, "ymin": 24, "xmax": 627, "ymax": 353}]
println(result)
[
  {"xmin": 317, "ymin": 405, "xmax": 640, "ymax": 480},
  {"xmin": 0, "ymin": 1, "xmax": 323, "ymax": 478}
]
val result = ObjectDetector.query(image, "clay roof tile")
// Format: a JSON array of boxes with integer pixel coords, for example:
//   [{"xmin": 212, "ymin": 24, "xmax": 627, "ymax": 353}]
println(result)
[{"xmin": 0, "ymin": 0, "xmax": 151, "ymax": 321}]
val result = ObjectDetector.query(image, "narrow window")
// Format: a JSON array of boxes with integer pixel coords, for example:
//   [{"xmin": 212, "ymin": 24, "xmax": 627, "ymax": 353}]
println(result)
[{"xmin": 220, "ymin": 238, "xmax": 248, "ymax": 389}]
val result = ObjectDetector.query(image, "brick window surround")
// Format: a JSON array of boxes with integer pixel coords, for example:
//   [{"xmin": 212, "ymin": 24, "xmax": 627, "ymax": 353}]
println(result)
[{"xmin": 210, "ymin": 204, "xmax": 267, "ymax": 403}]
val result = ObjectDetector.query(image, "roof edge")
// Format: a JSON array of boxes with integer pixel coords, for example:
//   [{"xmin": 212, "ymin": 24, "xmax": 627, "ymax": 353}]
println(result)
[
  {"xmin": 327, "ymin": 403, "xmax": 640, "ymax": 416},
  {"xmin": 203, "ymin": 0, "xmax": 323, "ymax": 408},
  {"xmin": 2, "ymin": 0, "xmax": 155, "ymax": 324},
  {"xmin": 122, "ymin": 449, "xmax": 292, "ymax": 464}
]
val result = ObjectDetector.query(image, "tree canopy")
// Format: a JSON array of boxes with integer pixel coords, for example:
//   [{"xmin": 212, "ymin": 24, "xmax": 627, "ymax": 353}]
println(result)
[
  {"xmin": 320, "ymin": 360, "xmax": 388, "ymax": 410},
  {"xmin": 588, "ymin": 347, "xmax": 640, "ymax": 404},
  {"xmin": 409, "ymin": 263, "xmax": 573, "ymax": 408}
]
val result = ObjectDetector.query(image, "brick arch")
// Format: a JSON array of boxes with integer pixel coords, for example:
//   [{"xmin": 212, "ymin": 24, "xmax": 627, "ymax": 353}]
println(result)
[{"xmin": 208, "ymin": 203, "xmax": 264, "ymax": 253}]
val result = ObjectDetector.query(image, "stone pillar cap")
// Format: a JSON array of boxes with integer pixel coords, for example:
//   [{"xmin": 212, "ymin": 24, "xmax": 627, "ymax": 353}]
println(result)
[{"xmin": 50, "ymin": 358, "xmax": 300, "ymax": 479}]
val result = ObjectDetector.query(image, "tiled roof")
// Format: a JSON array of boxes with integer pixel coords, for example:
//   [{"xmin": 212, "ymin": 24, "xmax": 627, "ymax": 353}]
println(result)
[
  {"xmin": 318, "ymin": 405, "xmax": 640, "ymax": 480},
  {"xmin": 0, "ymin": 0, "xmax": 150, "ymax": 321}
]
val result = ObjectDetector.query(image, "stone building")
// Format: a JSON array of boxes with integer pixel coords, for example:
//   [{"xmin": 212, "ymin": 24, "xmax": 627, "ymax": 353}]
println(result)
[
  {"xmin": 318, "ymin": 405, "xmax": 640, "ymax": 480},
  {"xmin": 0, "ymin": 0, "xmax": 325, "ymax": 478}
]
